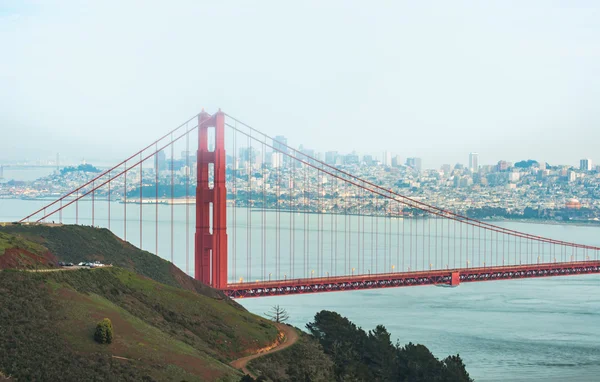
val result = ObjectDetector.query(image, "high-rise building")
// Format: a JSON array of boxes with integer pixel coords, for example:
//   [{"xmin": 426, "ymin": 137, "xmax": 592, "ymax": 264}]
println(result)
[
  {"xmin": 383, "ymin": 151, "xmax": 392, "ymax": 167},
  {"xmin": 345, "ymin": 153, "xmax": 360, "ymax": 165},
  {"xmin": 363, "ymin": 154, "xmax": 374, "ymax": 166},
  {"xmin": 497, "ymin": 160, "xmax": 509, "ymax": 172},
  {"xmin": 580, "ymin": 158, "xmax": 592, "ymax": 171},
  {"xmin": 273, "ymin": 135, "xmax": 288, "ymax": 154},
  {"xmin": 239, "ymin": 147, "xmax": 258, "ymax": 166},
  {"xmin": 156, "ymin": 150, "xmax": 167, "ymax": 171},
  {"xmin": 269, "ymin": 152, "xmax": 283, "ymax": 168},
  {"xmin": 441, "ymin": 164, "xmax": 452, "ymax": 175},
  {"xmin": 469, "ymin": 152, "xmax": 479, "ymax": 173},
  {"xmin": 391, "ymin": 155, "xmax": 402, "ymax": 168},
  {"xmin": 406, "ymin": 157, "xmax": 422, "ymax": 172},
  {"xmin": 325, "ymin": 151, "xmax": 338, "ymax": 165}
]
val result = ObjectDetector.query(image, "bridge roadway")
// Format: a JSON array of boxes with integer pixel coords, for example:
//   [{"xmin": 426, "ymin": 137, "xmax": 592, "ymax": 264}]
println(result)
[{"xmin": 223, "ymin": 260, "xmax": 600, "ymax": 298}]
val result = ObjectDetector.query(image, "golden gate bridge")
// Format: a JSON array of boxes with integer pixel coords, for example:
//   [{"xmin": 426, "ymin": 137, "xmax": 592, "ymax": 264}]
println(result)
[{"xmin": 20, "ymin": 110, "xmax": 600, "ymax": 297}]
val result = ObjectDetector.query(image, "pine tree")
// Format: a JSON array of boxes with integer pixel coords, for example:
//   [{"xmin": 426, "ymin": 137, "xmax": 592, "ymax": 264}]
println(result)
[{"xmin": 264, "ymin": 305, "xmax": 290, "ymax": 323}]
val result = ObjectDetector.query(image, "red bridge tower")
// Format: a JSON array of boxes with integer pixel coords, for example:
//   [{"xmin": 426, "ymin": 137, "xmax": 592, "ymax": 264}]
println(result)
[{"xmin": 195, "ymin": 110, "xmax": 228, "ymax": 288}]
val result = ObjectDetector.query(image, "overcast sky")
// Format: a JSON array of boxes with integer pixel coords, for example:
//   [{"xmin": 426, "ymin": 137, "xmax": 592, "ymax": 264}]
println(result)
[{"xmin": 1, "ymin": 0, "xmax": 599, "ymax": 168}]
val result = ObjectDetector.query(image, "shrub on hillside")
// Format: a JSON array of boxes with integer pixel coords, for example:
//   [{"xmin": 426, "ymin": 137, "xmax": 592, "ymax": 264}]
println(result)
[{"xmin": 94, "ymin": 318, "xmax": 113, "ymax": 344}]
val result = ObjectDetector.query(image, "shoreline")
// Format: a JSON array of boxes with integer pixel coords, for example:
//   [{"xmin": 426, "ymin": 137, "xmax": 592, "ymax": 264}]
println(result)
[{"xmin": 2, "ymin": 197, "xmax": 600, "ymax": 228}]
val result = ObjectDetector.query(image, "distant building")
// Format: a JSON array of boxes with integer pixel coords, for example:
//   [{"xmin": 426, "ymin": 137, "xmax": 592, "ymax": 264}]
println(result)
[
  {"xmin": 325, "ymin": 151, "xmax": 338, "ymax": 165},
  {"xmin": 580, "ymin": 158, "xmax": 592, "ymax": 171},
  {"xmin": 566, "ymin": 198, "xmax": 582, "ymax": 209},
  {"xmin": 392, "ymin": 155, "xmax": 402, "ymax": 168},
  {"xmin": 298, "ymin": 145, "xmax": 315, "ymax": 159},
  {"xmin": 363, "ymin": 154, "xmax": 374, "ymax": 166},
  {"xmin": 345, "ymin": 152, "xmax": 360, "ymax": 165},
  {"xmin": 156, "ymin": 150, "xmax": 167, "ymax": 171},
  {"xmin": 497, "ymin": 160, "xmax": 509, "ymax": 172},
  {"xmin": 406, "ymin": 157, "xmax": 422, "ymax": 172},
  {"xmin": 269, "ymin": 152, "xmax": 283, "ymax": 168},
  {"xmin": 273, "ymin": 136, "xmax": 288, "ymax": 154},
  {"xmin": 469, "ymin": 153, "xmax": 479, "ymax": 173},
  {"xmin": 568, "ymin": 170, "xmax": 577, "ymax": 182},
  {"xmin": 440, "ymin": 164, "xmax": 452, "ymax": 175},
  {"xmin": 508, "ymin": 172, "xmax": 520, "ymax": 182},
  {"xmin": 383, "ymin": 151, "xmax": 392, "ymax": 167}
]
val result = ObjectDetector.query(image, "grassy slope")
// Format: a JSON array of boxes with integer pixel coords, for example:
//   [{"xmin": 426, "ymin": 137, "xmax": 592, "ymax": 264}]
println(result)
[
  {"xmin": 0, "ymin": 224, "xmax": 223, "ymax": 298},
  {"xmin": 0, "ymin": 225, "xmax": 281, "ymax": 381},
  {"xmin": 0, "ymin": 268, "xmax": 279, "ymax": 381}
]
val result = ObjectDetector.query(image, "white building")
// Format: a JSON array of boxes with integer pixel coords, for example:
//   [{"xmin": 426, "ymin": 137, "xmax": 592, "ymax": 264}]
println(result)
[
  {"xmin": 469, "ymin": 152, "xmax": 479, "ymax": 173},
  {"xmin": 580, "ymin": 158, "xmax": 592, "ymax": 171}
]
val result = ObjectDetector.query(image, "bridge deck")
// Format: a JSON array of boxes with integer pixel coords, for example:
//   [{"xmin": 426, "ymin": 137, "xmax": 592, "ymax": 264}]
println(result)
[{"xmin": 223, "ymin": 261, "xmax": 600, "ymax": 298}]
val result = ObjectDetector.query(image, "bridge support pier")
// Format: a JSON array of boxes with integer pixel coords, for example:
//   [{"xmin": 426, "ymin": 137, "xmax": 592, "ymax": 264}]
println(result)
[
  {"xmin": 195, "ymin": 109, "xmax": 228, "ymax": 289},
  {"xmin": 450, "ymin": 272, "xmax": 460, "ymax": 286}
]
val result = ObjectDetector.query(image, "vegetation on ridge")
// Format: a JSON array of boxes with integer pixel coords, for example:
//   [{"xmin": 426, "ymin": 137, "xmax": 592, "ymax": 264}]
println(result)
[{"xmin": 248, "ymin": 310, "xmax": 472, "ymax": 382}]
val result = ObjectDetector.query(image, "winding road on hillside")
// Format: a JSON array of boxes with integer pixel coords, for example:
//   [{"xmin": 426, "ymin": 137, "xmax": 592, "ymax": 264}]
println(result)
[{"xmin": 230, "ymin": 323, "xmax": 299, "ymax": 378}]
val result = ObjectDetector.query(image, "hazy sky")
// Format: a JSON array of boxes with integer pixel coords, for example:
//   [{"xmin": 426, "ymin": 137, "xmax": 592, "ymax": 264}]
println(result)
[{"xmin": 1, "ymin": 1, "xmax": 599, "ymax": 168}]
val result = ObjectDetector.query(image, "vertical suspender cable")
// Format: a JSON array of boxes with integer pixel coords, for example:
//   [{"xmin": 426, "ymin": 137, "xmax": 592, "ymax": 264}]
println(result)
[
  {"xmin": 92, "ymin": 181, "xmax": 95, "ymax": 227},
  {"xmin": 330, "ymin": 174, "xmax": 334, "ymax": 276},
  {"xmin": 76, "ymin": 189, "xmax": 79, "ymax": 225},
  {"xmin": 107, "ymin": 171, "xmax": 111, "ymax": 230},
  {"xmin": 186, "ymin": 127, "xmax": 190, "ymax": 275},
  {"xmin": 247, "ymin": 134, "xmax": 251, "ymax": 281},
  {"xmin": 155, "ymin": 144, "xmax": 159, "ymax": 257},
  {"xmin": 422, "ymin": 211, "xmax": 425, "ymax": 270},
  {"xmin": 291, "ymin": 160, "xmax": 295, "ymax": 278},
  {"xmin": 262, "ymin": 144, "xmax": 266, "ymax": 281},
  {"xmin": 140, "ymin": 153, "xmax": 143, "ymax": 249},
  {"xmin": 171, "ymin": 133, "xmax": 174, "ymax": 264},
  {"xmin": 124, "ymin": 161, "xmax": 127, "ymax": 241}
]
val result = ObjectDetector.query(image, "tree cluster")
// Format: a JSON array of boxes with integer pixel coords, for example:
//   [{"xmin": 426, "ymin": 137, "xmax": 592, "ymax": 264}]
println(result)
[
  {"xmin": 94, "ymin": 318, "xmax": 114, "ymax": 344},
  {"xmin": 306, "ymin": 311, "xmax": 472, "ymax": 382}
]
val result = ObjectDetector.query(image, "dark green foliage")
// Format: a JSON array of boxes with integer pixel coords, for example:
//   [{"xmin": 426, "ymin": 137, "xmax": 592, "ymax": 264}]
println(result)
[
  {"xmin": 306, "ymin": 311, "xmax": 473, "ymax": 382},
  {"xmin": 239, "ymin": 376, "xmax": 267, "ymax": 382},
  {"xmin": 248, "ymin": 333, "xmax": 334, "ymax": 382},
  {"xmin": 94, "ymin": 318, "xmax": 114, "ymax": 344},
  {"xmin": 60, "ymin": 164, "xmax": 101, "ymax": 174},
  {"xmin": 514, "ymin": 159, "xmax": 539, "ymax": 168}
]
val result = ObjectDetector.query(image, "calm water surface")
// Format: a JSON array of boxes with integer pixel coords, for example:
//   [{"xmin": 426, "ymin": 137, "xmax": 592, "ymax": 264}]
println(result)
[{"xmin": 1, "ymin": 198, "xmax": 599, "ymax": 382}]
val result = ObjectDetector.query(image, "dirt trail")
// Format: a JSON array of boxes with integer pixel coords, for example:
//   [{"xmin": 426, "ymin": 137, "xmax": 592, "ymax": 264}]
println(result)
[{"xmin": 230, "ymin": 323, "xmax": 299, "ymax": 378}]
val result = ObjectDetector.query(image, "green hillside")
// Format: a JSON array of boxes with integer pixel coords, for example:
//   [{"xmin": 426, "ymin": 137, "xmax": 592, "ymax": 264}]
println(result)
[
  {"xmin": 0, "ymin": 224, "xmax": 222, "ymax": 297},
  {"xmin": 0, "ymin": 267, "xmax": 278, "ymax": 381},
  {"xmin": 0, "ymin": 225, "xmax": 280, "ymax": 381}
]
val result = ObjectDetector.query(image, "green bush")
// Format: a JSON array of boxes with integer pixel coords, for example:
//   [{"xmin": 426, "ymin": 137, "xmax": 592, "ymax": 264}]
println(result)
[{"xmin": 94, "ymin": 318, "xmax": 113, "ymax": 344}]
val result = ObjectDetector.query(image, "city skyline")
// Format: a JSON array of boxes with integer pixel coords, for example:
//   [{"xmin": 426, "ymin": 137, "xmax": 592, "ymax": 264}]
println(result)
[{"xmin": 2, "ymin": 146, "xmax": 596, "ymax": 173}]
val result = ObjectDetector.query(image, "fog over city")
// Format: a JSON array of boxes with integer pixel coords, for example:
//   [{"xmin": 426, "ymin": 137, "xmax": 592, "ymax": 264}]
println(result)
[{"xmin": 1, "ymin": 1, "xmax": 599, "ymax": 168}]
